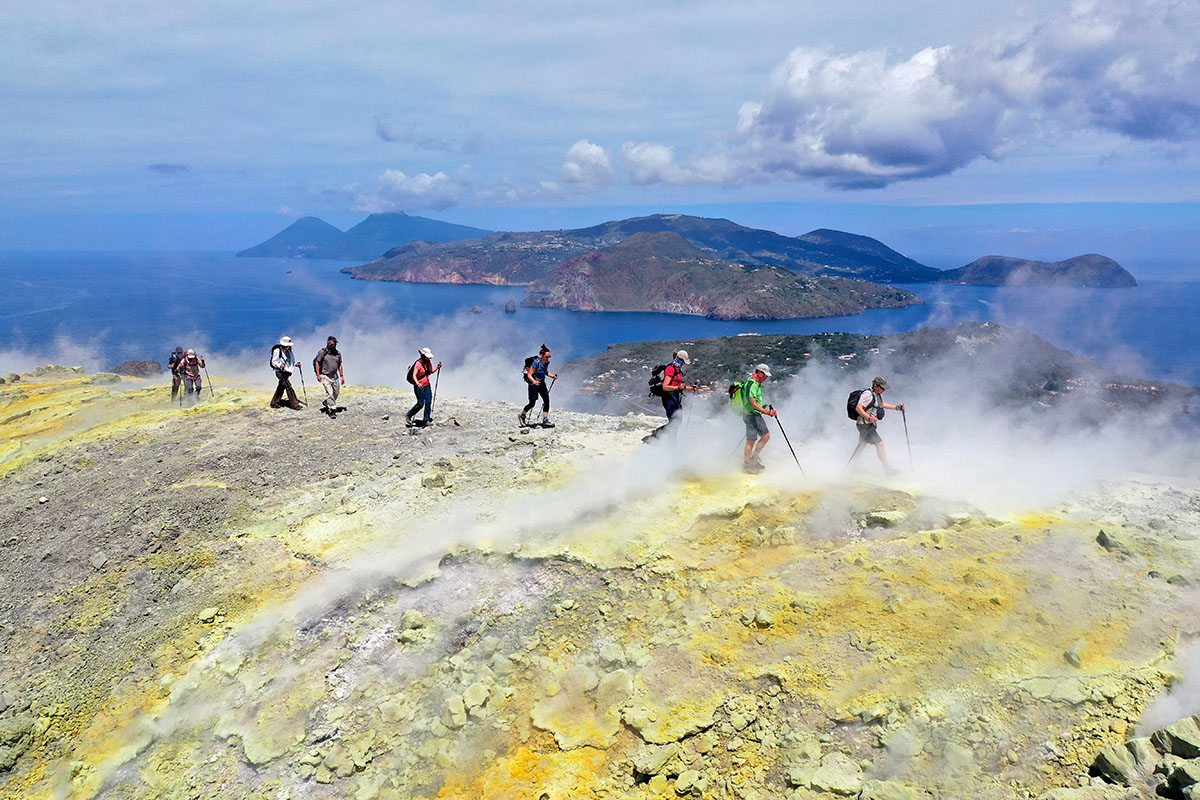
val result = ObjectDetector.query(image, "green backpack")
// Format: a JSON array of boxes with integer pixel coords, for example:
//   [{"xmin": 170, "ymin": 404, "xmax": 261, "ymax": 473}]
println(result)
[{"xmin": 727, "ymin": 380, "xmax": 746, "ymax": 412}]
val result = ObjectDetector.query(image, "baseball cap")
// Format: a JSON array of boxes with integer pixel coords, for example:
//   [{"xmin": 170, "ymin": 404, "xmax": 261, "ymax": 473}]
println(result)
[
  {"xmin": 676, "ymin": 349, "xmax": 691, "ymax": 364},
  {"xmin": 872, "ymin": 376, "xmax": 889, "ymax": 390}
]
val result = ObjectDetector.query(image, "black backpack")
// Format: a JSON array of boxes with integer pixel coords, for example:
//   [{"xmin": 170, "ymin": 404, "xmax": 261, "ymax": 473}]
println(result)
[
  {"xmin": 269, "ymin": 345, "xmax": 282, "ymax": 370},
  {"xmin": 647, "ymin": 364, "xmax": 668, "ymax": 397},
  {"xmin": 846, "ymin": 388, "xmax": 883, "ymax": 421},
  {"xmin": 523, "ymin": 355, "xmax": 538, "ymax": 383},
  {"xmin": 406, "ymin": 358, "xmax": 425, "ymax": 386}
]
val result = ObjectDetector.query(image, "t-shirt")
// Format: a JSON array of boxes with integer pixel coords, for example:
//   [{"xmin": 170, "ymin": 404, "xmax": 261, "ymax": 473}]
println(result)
[
  {"xmin": 663, "ymin": 362, "xmax": 683, "ymax": 396},
  {"xmin": 412, "ymin": 357, "xmax": 433, "ymax": 388},
  {"xmin": 742, "ymin": 377, "xmax": 764, "ymax": 415},
  {"xmin": 530, "ymin": 358, "xmax": 550, "ymax": 382},
  {"xmin": 315, "ymin": 347, "xmax": 342, "ymax": 378},
  {"xmin": 855, "ymin": 389, "xmax": 876, "ymax": 423}
]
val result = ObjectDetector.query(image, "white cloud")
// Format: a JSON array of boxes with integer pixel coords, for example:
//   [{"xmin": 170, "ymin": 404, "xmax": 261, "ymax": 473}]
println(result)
[
  {"xmin": 618, "ymin": 0, "xmax": 1200, "ymax": 190},
  {"xmin": 352, "ymin": 169, "xmax": 464, "ymax": 213},
  {"xmin": 560, "ymin": 140, "xmax": 613, "ymax": 193}
]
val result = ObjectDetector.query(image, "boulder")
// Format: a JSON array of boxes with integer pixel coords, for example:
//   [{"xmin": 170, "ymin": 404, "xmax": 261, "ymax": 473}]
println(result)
[
  {"xmin": 1091, "ymin": 743, "xmax": 1139, "ymax": 786},
  {"xmin": 1096, "ymin": 529, "xmax": 1133, "ymax": 555},
  {"xmin": 109, "ymin": 360, "xmax": 163, "ymax": 378},
  {"xmin": 0, "ymin": 717, "xmax": 34, "ymax": 772},
  {"xmin": 859, "ymin": 778, "xmax": 917, "ymax": 800},
  {"xmin": 1169, "ymin": 760, "xmax": 1200, "ymax": 792},
  {"xmin": 808, "ymin": 752, "xmax": 862, "ymax": 795},
  {"xmin": 866, "ymin": 510, "xmax": 906, "ymax": 528},
  {"xmin": 1152, "ymin": 717, "xmax": 1200, "ymax": 758},
  {"xmin": 1064, "ymin": 638, "xmax": 1087, "ymax": 668},
  {"xmin": 632, "ymin": 743, "xmax": 679, "ymax": 777}
]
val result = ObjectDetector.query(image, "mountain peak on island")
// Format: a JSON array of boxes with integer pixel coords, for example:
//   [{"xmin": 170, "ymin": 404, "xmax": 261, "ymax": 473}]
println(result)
[{"xmin": 237, "ymin": 213, "xmax": 491, "ymax": 260}]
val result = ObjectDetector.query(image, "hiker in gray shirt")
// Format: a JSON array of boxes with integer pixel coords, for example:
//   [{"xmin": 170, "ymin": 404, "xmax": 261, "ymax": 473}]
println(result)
[{"xmin": 313, "ymin": 336, "xmax": 345, "ymax": 418}]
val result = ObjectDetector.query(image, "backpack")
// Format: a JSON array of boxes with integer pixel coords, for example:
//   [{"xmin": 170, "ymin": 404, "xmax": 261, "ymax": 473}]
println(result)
[
  {"xmin": 647, "ymin": 364, "xmax": 668, "ymax": 397},
  {"xmin": 523, "ymin": 355, "xmax": 543, "ymax": 384},
  {"xmin": 269, "ymin": 345, "xmax": 282, "ymax": 370},
  {"xmin": 406, "ymin": 359, "xmax": 425, "ymax": 386},
  {"xmin": 847, "ymin": 388, "xmax": 883, "ymax": 421},
  {"xmin": 728, "ymin": 380, "xmax": 746, "ymax": 411}
]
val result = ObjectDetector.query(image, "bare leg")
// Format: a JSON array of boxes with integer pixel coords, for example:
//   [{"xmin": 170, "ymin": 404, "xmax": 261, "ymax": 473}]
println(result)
[{"xmin": 752, "ymin": 432, "xmax": 771, "ymax": 460}]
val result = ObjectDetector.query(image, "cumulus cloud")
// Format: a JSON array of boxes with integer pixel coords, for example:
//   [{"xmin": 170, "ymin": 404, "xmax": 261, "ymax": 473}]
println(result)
[
  {"xmin": 560, "ymin": 139, "xmax": 613, "ymax": 193},
  {"xmin": 352, "ymin": 169, "xmax": 464, "ymax": 212},
  {"xmin": 623, "ymin": 0, "xmax": 1200, "ymax": 189}
]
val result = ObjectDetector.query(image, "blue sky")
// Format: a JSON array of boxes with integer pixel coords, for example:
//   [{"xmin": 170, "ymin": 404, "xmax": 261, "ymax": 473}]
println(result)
[{"xmin": 1, "ymin": 0, "xmax": 1197, "ymax": 268}]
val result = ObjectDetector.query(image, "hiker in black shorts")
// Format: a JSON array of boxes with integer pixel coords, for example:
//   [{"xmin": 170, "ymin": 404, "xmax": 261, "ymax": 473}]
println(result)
[
  {"xmin": 851, "ymin": 376, "xmax": 906, "ymax": 475},
  {"xmin": 520, "ymin": 344, "xmax": 558, "ymax": 428}
]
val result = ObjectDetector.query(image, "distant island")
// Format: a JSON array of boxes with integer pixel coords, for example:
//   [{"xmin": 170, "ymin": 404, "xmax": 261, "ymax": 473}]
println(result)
[
  {"xmin": 242, "ymin": 212, "xmax": 1135, "ymax": 322},
  {"xmin": 935, "ymin": 254, "xmax": 1137, "ymax": 287},
  {"xmin": 519, "ymin": 231, "xmax": 920, "ymax": 320},
  {"xmin": 237, "ymin": 212, "xmax": 491, "ymax": 260}
]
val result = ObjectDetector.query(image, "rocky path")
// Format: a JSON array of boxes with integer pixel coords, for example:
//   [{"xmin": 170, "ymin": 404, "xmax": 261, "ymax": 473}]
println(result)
[{"xmin": 0, "ymin": 371, "xmax": 1198, "ymax": 800}]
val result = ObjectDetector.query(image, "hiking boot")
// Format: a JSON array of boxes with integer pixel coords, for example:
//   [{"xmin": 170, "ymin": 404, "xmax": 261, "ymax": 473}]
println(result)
[
  {"xmin": 884, "ymin": 466, "xmax": 901, "ymax": 477},
  {"xmin": 269, "ymin": 402, "xmax": 282, "ymax": 409},
  {"xmin": 541, "ymin": 419, "xmax": 555, "ymax": 428},
  {"xmin": 518, "ymin": 411, "xmax": 527, "ymax": 427},
  {"xmin": 319, "ymin": 406, "xmax": 330, "ymax": 415},
  {"xmin": 328, "ymin": 410, "xmax": 338, "ymax": 419},
  {"xmin": 288, "ymin": 404, "xmax": 303, "ymax": 410},
  {"xmin": 413, "ymin": 419, "xmax": 428, "ymax": 428},
  {"xmin": 334, "ymin": 406, "xmax": 346, "ymax": 412},
  {"xmin": 742, "ymin": 462, "xmax": 761, "ymax": 474},
  {"xmin": 750, "ymin": 456, "xmax": 765, "ymax": 469}
]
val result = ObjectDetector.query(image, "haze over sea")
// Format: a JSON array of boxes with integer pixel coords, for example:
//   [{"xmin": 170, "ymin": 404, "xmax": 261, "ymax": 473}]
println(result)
[{"xmin": 1, "ymin": 250, "xmax": 1197, "ymax": 388}]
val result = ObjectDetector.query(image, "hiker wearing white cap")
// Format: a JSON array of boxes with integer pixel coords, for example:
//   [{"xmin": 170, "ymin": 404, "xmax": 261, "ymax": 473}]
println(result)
[
  {"xmin": 849, "ymin": 375, "xmax": 905, "ymax": 475},
  {"xmin": 734, "ymin": 364, "xmax": 776, "ymax": 473},
  {"xmin": 269, "ymin": 336, "xmax": 302, "ymax": 410},
  {"xmin": 645, "ymin": 348, "xmax": 698, "ymax": 442},
  {"xmin": 405, "ymin": 347, "xmax": 441, "ymax": 427}
]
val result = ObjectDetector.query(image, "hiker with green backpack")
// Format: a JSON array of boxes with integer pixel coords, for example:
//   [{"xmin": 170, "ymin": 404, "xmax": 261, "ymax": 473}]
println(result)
[
  {"xmin": 644, "ymin": 349, "xmax": 697, "ymax": 442},
  {"xmin": 519, "ymin": 344, "xmax": 557, "ymax": 428},
  {"xmin": 730, "ymin": 364, "xmax": 777, "ymax": 473},
  {"xmin": 847, "ymin": 376, "xmax": 906, "ymax": 476}
]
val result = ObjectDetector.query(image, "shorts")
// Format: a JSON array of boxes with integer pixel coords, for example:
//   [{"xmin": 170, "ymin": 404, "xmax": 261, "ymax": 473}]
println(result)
[
  {"xmin": 744, "ymin": 413, "xmax": 769, "ymax": 442},
  {"xmin": 857, "ymin": 422, "xmax": 882, "ymax": 445}
]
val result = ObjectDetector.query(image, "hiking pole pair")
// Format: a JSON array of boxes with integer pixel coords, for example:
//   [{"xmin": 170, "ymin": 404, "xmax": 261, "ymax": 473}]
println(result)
[
  {"xmin": 430, "ymin": 367, "xmax": 441, "ymax": 418},
  {"xmin": 767, "ymin": 406, "xmax": 805, "ymax": 477}
]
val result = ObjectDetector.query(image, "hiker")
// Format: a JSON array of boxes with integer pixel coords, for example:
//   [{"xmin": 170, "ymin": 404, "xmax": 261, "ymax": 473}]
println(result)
[
  {"xmin": 313, "ymin": 335, "xmax": 345, "ymax": 418},
  {"xmin": 646, "ymin": 349, "xmax": 697, "ymax": 442},
  {"xmin": 269, "ymin": 336, "xmax": 302, "ymax": 410},
  {"xmin": 405, "ymin": 347, "xmax": 441, "ymax": 427},
  {"xmin": 735, "ymin": 364, "xmax": 776, "ymax": 473},
  {"xmin": 179, "ymin": 349, "xmax": 206, "ymax": 404},
  {"xmin": 167, "ymin": 346, "xmax": 185, "ymax": 401},
  {"xmin": 520, "ymin": 344, "xmax": 558, "ymax": 428},
  {"xmin": 850, "ymin": 376, "xmax": 906, "ymax": 476}
]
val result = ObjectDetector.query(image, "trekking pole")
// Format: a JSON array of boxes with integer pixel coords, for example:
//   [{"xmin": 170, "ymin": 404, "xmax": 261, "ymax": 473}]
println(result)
[
  {"xmin": 203, "ymin": 365, "xmax": 214, "ymax": 398},
  {"xmin": 768, "ymin": 406, "xmax": 804, "ymax": 477},
  {"xmin": 841, "ymin": 442, "xmax": 865, "ymax": 475},
  {"xmin": 901, "ymin": 407, "xmax": 914, "ymax": 471},
  {"xmin": 297, "ymin": 365, "xmax": 308, "ymax": 406},
  {"xmin": 431, "ymin": 369, "xmax": 440, "ymax": 417}
]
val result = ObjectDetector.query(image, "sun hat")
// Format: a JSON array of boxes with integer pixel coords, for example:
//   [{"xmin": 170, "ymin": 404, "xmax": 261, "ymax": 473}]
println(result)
[
  {"xmin": 419, "ymin": 347, "xmax": 434, "ymax": 358},
  {"xmin": 675, "ymin": 349, "xmax": 691, "ymax": 364},
  {"xmin": 755, "ymin": 363, "xmax": 772, "ymax": 378},
  {"xmin": 279, "ymin": 336, "xmax": 293, "ymax": 347},
  {"xmin": 872, "ymin": 376, "xmax": 889, "ymax": 390}
]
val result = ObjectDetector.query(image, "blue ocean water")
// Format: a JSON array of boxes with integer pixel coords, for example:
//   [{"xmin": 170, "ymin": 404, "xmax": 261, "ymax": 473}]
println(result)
[{"xmin": 0, "ymin": 250, "xmax": 1196, "ymax": 387}]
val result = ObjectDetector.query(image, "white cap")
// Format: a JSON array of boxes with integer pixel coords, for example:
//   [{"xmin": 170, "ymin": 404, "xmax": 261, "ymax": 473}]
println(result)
[
  {"xmin": 279, "ymin": 336, "xmax": 293, "ymax": 347},
  {"xmin": 675, "ymin": 349, "xmax": 691, "ymax": 365},
  {"xmin": 185, "ymin": 349, "xmax": 195, "ymax": 356},
  {"xmin": 755, "ymin": 363, "xmax": 772, "ymax": 377},
  {"xmin": 419, "ymin": 347, "xmax": 434, "ymax": 358}
]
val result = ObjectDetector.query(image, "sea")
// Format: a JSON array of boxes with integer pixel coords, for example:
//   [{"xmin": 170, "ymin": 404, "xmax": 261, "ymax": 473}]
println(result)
[{"xmin": 1, "ymin": 250, "xmax": 1197, "ymax": 388}]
